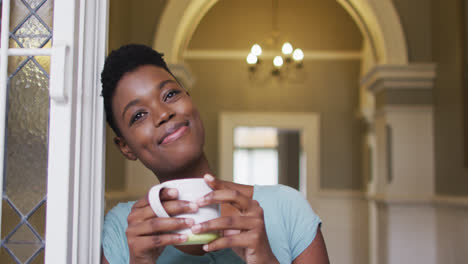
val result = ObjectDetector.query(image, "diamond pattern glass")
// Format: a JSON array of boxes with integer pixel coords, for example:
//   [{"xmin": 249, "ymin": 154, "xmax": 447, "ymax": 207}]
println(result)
[
  {"xmin": 9, "ymin": 0, "xmax": 53, "ymax": 49},
  {"xmin": 13, "ymin": 16, "xmax": 49, "ymax": 48},
  {"xmin": 2, "ymin": 1, "xmax": 53, "ymax": 262},
  {"xmin": 27, "ymin": 202, "xmax": 45, "ymax": 239},
  {"xmin": 4, "ymin": 224, "xmax": 42, "ymax": 263}
]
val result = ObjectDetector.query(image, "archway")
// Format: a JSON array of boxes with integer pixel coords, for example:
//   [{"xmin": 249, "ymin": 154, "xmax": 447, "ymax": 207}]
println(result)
[{"xmin": 153, "ymin": 0, "xmax": 408, "ymax": 66}]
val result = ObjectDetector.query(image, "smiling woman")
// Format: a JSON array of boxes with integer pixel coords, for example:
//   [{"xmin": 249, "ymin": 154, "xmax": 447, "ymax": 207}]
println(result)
[
  {"xmin": 100, "ymin": 44, "xmax": 329, "ymax": 264},
  {"xmin": 110, "ymin": 65, "xmax": 205, "ymax": 181}
]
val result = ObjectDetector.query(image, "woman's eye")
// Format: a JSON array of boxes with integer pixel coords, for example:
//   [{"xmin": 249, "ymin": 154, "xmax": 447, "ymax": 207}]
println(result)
[
  {"xmin": 130, "ymin": 112, "xmax": 146, "ymax": 125},
  {"xmin": 164, "ymin": 90, "xmax": 181, "ymax": 101}
]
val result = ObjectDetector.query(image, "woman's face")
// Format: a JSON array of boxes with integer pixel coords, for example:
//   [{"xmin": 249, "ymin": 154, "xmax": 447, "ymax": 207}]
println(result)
[{"xmin": 112, "ymin": 65, "xmax": 205, "ymax": 176}]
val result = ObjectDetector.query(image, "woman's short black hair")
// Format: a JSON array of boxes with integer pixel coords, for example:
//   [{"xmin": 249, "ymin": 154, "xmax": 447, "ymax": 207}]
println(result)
[{"xmin": 101, "ymin": 44, "xmax": 173, "ymax": 136}]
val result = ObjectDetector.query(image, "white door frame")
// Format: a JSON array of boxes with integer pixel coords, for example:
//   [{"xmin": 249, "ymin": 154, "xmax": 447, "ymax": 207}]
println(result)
[
  {"xmin": 0, "ymin": 0, "xmax": 108, "ymax": 263},
  {"xmin": 219, "ymin": 112, "xmax": 320, "ymax": 201},
  {"xmin": 46, "ymin": 0, "xmax": 109, "ymax": 263}
]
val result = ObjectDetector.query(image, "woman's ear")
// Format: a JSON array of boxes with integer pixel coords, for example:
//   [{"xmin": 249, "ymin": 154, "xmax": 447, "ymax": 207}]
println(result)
[{"xmin": 114, "ymin": 136, "xmax": 137, "ymax": 160}]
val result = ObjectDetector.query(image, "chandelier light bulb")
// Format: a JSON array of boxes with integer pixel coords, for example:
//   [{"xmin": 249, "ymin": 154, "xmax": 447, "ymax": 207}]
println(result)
[
  {"xmin": 282, "ymin": 42, "xmax": 293, "ymax": 55},
  {"xmin": 273, "ymin": 56, "xmax": 284, "ymax": 67},
  {"xmin": 246, "ymin": 53, "xmax": 258, "ymax": 65},
  {"xmin": 251, "ymin": 44, "xmax": 262, "ymax": 56},
  {"xmin": 293, "ymin": 48, "xmax": 304, "ymax": 61}
]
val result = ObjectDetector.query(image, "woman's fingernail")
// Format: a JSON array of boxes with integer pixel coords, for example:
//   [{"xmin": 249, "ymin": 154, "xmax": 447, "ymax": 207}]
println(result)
[
  {"xmin": 189, "ymin": 202, "xmax": 198, "ymax": 211},
  {"xmin": 191, "ymin": 224, "xmax": 201, "ymax": 233},
  {"xmin": 204, "ymin": 174, "xmax": 215, "ymax": 182},
  {"xmin": 180, "ymin": 234, "xmax": 188, "ymax": 242},
  {"xmin": 196, "ymin": 197, "xmax": 205, "ymax": 205},
  {"xmin": 185, "ymin": 218, "xmax": 194, "ymax": 226},
  {"xmin": 203, "ymin": 244, "xmax": 209, "ymax": 251},
  {"xmin": 168, "ymin": 188, "xmax": 178, "ymax": 197}
]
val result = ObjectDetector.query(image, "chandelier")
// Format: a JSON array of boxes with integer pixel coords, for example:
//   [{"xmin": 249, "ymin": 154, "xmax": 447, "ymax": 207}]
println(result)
[{"xmin": 246, "ymin": 0, "xmax": 304, "ymax": 77}]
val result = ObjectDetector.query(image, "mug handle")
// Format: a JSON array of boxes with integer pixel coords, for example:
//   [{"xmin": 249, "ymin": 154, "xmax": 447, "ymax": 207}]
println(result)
[{"xmin": 148, "ymin": 183, "xmax": 170, "ymax": 218}]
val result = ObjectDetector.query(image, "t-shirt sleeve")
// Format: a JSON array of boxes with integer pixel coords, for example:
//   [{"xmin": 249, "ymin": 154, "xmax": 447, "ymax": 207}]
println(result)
[
  {"xmin": 102, "ymin": 203, "xmax": 132, "ymax": 264},
  {"xmin": 279, "ymin": 185, "xmax": 322, "ymax": 260}
]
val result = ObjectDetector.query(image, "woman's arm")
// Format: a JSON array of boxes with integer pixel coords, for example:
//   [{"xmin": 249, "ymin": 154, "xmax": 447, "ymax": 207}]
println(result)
[
  {"xmin": 102, "ymin": 252, "xmax": 110, "ymax": 264},
  {"xmin": 293, "ymin": 229, "xmax": 329, "ymax": 264}
]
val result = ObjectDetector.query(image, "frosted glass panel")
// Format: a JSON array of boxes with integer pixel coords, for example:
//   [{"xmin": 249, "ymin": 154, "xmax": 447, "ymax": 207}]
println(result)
[
  {"xmin": 1, "ymin": 1, "xmax": 53, "ymax": 263},
  {"xmin": 234, "ymin": 149, "xmax": 278, "ymax": 186},
  {"xmin": 234, "ymin": 126, "xmax": 278, "ymax": 148},
  {"xmin": 0, "ymin": 55, "xmax": 49, "ymax": 263},
  {"xmin": 5, "ymin": 57, "xmax": 49, "ymax": 215}
]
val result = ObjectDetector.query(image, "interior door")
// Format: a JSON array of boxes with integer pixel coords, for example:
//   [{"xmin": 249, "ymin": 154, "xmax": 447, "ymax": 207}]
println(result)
[{"xmin": 0, "ymin": 0, "xmax": 108, "ymax": 263}]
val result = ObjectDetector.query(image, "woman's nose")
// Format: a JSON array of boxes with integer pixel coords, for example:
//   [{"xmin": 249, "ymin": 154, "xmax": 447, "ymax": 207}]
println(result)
[{"xmin": 153, "ymin": 105, "xmax": 174, "ymax": 127}]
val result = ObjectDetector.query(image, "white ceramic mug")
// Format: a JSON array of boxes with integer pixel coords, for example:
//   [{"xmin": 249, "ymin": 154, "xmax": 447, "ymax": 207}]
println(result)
[{"xmin": 148, "ymin": 178, "xmax": 220, "ymax": 245}]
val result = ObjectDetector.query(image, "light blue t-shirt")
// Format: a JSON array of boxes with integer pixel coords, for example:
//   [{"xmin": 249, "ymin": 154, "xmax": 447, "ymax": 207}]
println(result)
[{"xmin": 102, "ymin": 184, "xmax": 322, "ymax": 264}]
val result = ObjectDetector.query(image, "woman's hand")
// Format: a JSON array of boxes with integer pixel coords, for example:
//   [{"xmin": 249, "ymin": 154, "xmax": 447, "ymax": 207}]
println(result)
[
  {"xmin": 126, "ymin": 188, "xmax": 198, "ymax": 264},
  {"xmin": 192, "ymin": 174, "xmax": 280, "ymax": 264}
]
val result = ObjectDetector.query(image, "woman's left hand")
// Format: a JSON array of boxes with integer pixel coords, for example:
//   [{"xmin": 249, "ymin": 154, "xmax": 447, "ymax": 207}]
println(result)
[{"xmin": 192, "ymin": 174, "xmax": 280, "ymax": 264}]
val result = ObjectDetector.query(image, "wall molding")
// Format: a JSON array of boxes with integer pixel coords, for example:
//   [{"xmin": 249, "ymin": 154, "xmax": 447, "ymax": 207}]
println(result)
[
  {"xmin": 311, "ymin": 189, "xmax": 468, "ymax": 208},
  {"xmin": 184, "ymin": 49, "xmax": 362, "ymax": 61},
  {"xmin": 315, "ymin": 189, "xmax": 367, "ymax": 200},
  {"xmin": 367, "ymin": 193, "xmax": 468, "ymax": 208},
  {"xmin": 361, "ymin": 63, "xmax": 437, "ymax": 93},
  {"xmin": 433, "ymin": 195, "xmax": 468, "ymax": 208}
]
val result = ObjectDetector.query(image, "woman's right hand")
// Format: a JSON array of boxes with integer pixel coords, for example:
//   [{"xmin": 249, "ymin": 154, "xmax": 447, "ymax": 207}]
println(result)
[{"xmin": 126, "ymin": 188, "xmax": 198, "ymax": 264}]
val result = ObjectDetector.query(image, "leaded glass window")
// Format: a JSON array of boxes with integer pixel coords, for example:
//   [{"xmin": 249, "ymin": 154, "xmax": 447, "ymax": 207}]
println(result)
[{"xmin": 1, "ymin": 0, "xmax": 53, "ymax": 263}]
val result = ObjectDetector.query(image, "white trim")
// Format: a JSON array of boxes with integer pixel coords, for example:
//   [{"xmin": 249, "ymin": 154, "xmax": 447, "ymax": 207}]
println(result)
[
  {"xmin": 219, "ymin": 112, "xmax": 320, "ymax": 201},
  {"xmin": 45, "ymin": 0, "xmax": 79, "ymax": 262},
  {"xmin": 433, "ymin": 195, "xmax": 468, "ymax": 208},
  {"xmin": 7, "ymin": 48, "xmax": 53, "ymax": 56},
  {"xmin": 367, "ymin": 193, "xmax": 468, "ymax": 208},
  {"xmin": 71, "ymin": 0, "xmax": 108, "ymax": 263},
  {"xmin": 315, "ymin": 189, "xmax": 366, "ymax": 199},
  {"xmin": 341, "ymin": 0, "xmax": 408, "ymax": 65},
  {"xmin": 184, "ymin": 49, "xmax": 362, "ymax": 61},
  {"xmin": 154, "ymin": 0, "xmax": 218, "ymax": 63},
  {"xmin": 0, "ymin": 0, "xmax": 12, "ymax": 234},
  {"xmin": 361, "ymin": 63, "xmax": 437, "ymax": 93},
  {"xmin": 44, "ymin": 0, "xmax": 108, "ymax": 263}
]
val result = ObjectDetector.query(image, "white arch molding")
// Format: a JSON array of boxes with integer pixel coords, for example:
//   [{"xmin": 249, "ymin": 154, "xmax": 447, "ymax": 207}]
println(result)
[{"xmin": 153, "ymin": 0, "xmax": 408, "ymax": 66}]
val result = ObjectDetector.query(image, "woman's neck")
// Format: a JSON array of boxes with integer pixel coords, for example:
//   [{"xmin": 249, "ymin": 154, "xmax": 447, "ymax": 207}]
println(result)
[{"xmin": 157, "ymin": 153, "xmax": 213, "ymax": 182}]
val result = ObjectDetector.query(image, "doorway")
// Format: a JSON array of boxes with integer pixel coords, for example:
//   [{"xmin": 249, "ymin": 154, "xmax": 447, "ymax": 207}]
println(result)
[{"xmin": 219, "ymin": 112, "xmax": 319, "ymax": 198}]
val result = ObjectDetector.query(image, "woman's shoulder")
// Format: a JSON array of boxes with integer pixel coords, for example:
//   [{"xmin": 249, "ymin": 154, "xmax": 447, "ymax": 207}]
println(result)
[
  {"xmin": 253, "ymin": 184, "xmax": 305, "ymax": 203},
  {"xmin": 104, "ymin": 201, "xmax": 137, "ymax": 225},
  {"xmin": 253, "ymin": 184, "xmax": 320, "ymax": 223}
]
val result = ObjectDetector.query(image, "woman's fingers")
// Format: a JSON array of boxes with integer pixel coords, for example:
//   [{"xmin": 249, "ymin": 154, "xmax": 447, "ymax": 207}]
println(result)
[
  {"xmin": 127, "ymin": 217, "xmax": 194, "ymax": 236},
  {"xmin": 128, "ymin": 233, "xmax": 188, "ymax": 254},
  {"xmin": 196, "ymin": 189, "xmax": 251, "ymax": 212},
  {"xmin": 160, "ymin": 188, "xmax": 179, "ymax": 200},
  {"xmin": 202, "ymin": 231, "xmax": 260, "ymax": 252},
  {"xmin": 200, "ymin": 174, "xmax": 254, "ymax": 212},
  {"xmin": 163, "ymin": 200, "xmax": 198, "ymax": 216},
  {"xmin": 203, "ymin": 174, "xmax": 225, "ymax": 190},
  {"xmin": 191, "ymin": 216, "xmax": 262, "ymax": 234},
  {"xmin": 133, "ymin": 187, "xmax": 178, "ymax": 210},
  {"xmin": 129, "ymin": 197, "xmax": 198, "ymax": 223},
  {"xmin": 128, "ymin": 200, "xmax": 198, "ymax": 223}
]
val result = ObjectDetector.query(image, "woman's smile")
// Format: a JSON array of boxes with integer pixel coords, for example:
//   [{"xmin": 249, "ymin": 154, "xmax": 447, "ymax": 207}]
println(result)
[{"xmin": 159, "ymin": 121, "xmax": 190, "ymax": 145}]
